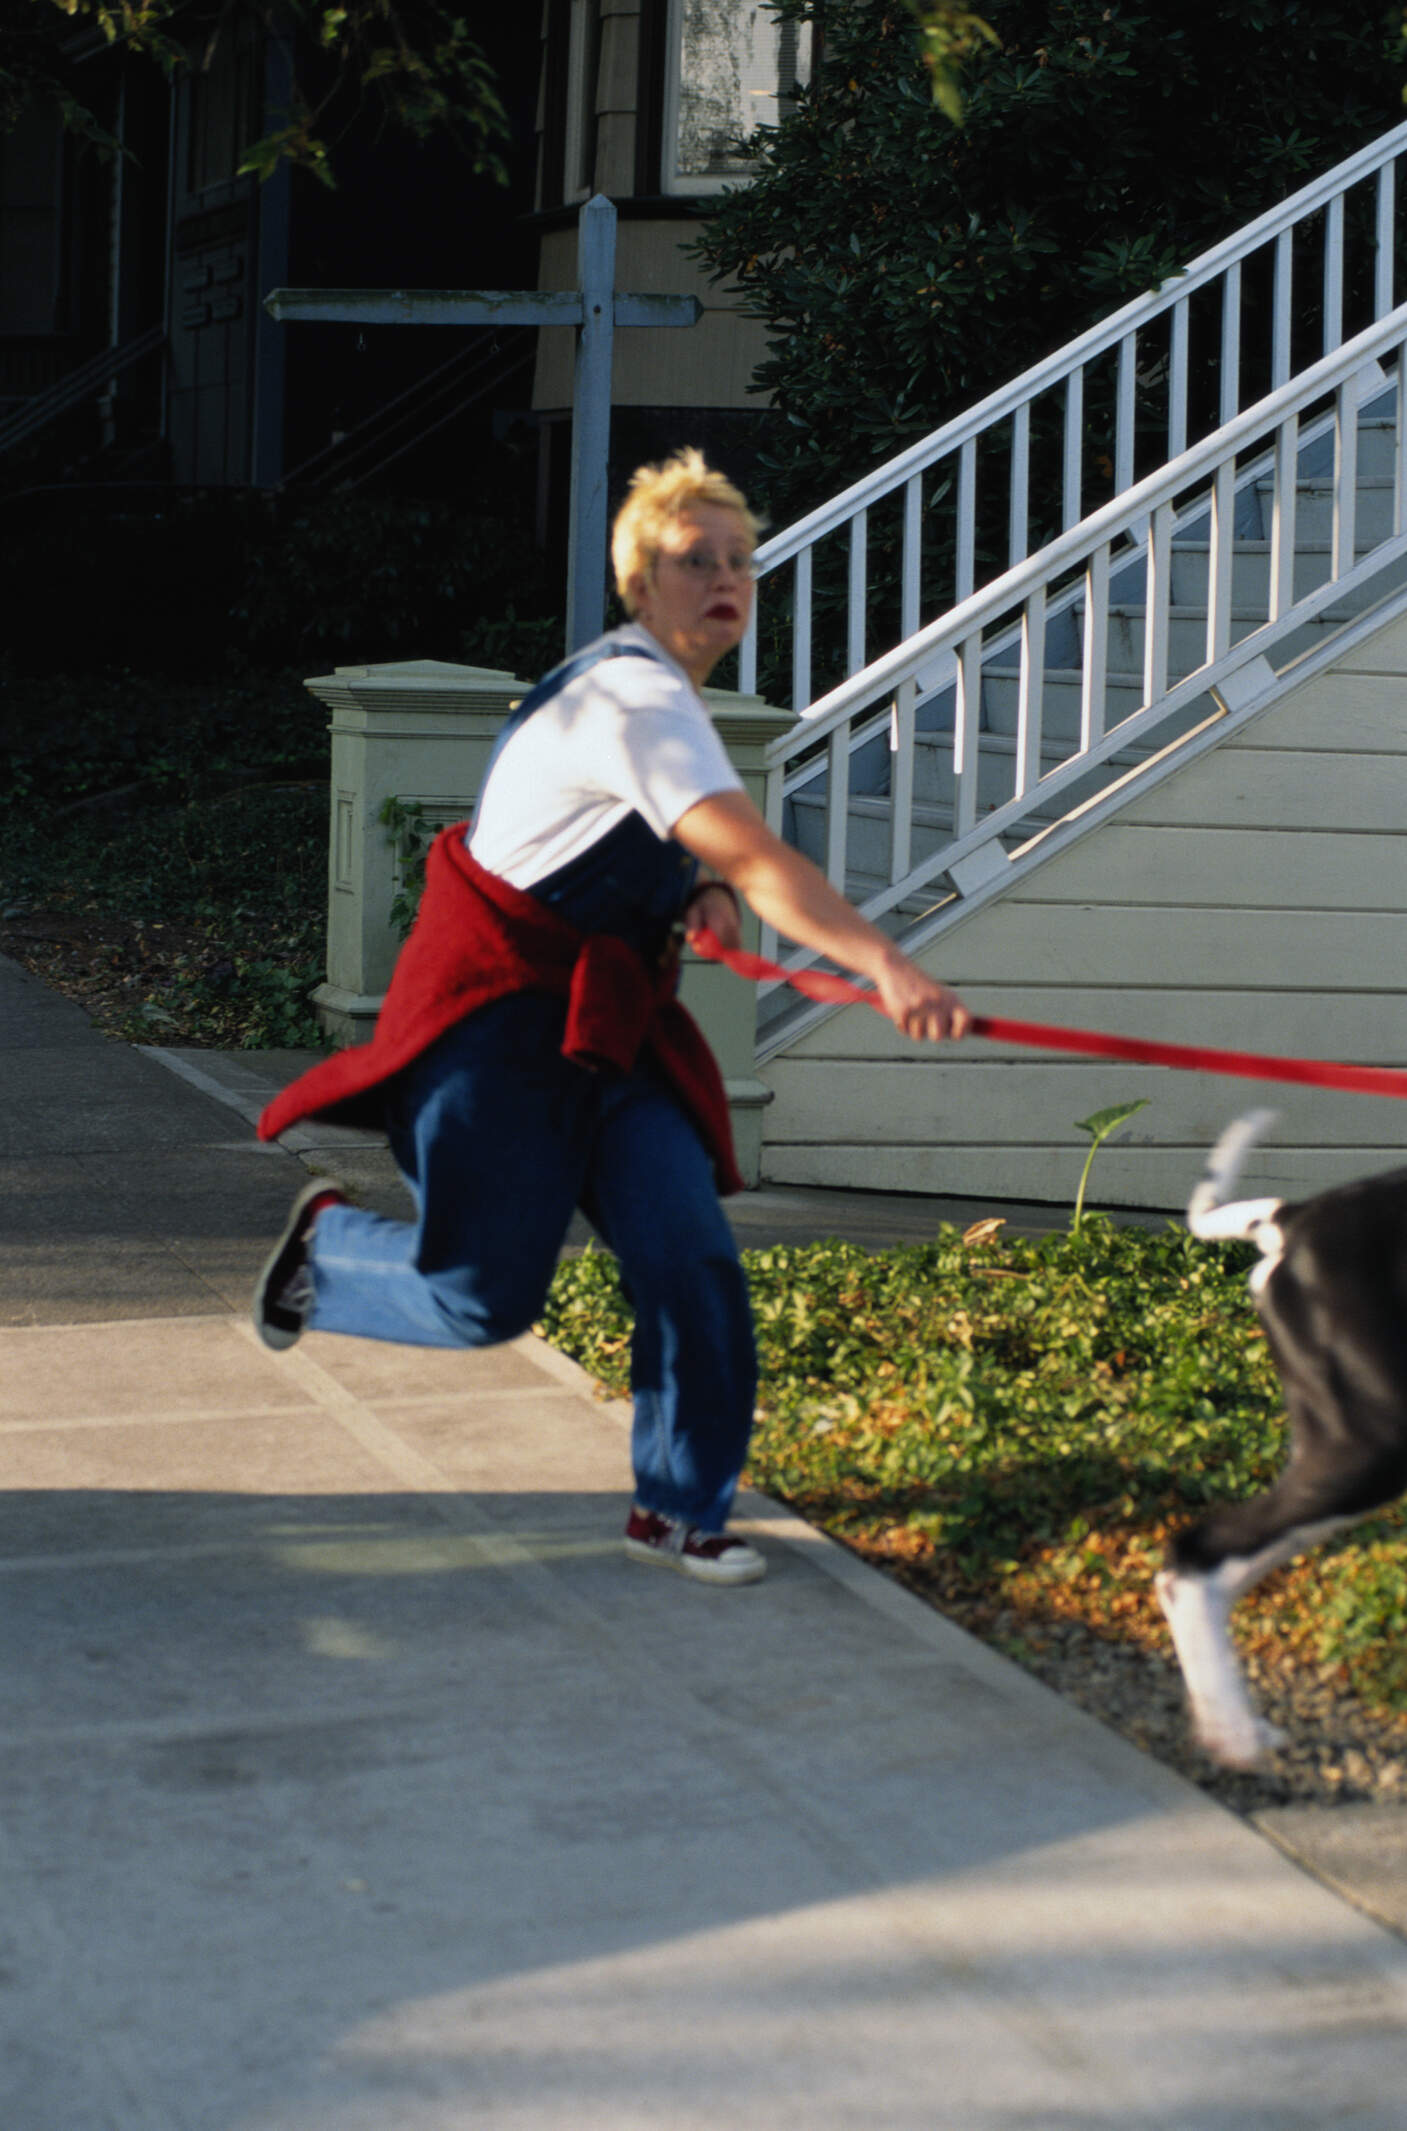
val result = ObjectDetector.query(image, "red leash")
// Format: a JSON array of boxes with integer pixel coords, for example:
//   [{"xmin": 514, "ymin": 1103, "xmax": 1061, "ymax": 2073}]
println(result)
[{"xmin": 689, "ymin": 930, "xmax": 1407, "ymax": 1102}]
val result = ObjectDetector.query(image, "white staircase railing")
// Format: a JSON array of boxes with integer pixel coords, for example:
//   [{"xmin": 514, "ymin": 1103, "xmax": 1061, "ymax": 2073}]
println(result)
[
  {"xmin": 740, "ymin": 120, "xmax": 1407, "ymax": 717},
  {"xmin": 755, "ymin": 308, "xmax": 1407, "ymax": 984}
]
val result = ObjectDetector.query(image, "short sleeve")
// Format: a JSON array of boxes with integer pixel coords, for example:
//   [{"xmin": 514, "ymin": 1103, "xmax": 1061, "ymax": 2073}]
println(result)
[{"xmin": 594, "ymin": 658, "xmax": 743, "ymax": 837}]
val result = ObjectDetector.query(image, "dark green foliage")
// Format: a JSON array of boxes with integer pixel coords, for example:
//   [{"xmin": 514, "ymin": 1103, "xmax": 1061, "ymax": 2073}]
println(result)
[
  {"xmin": 4, "ymin": 2, "xmax": 509, "ymax": 186},
  {"xmin": 0, "ymin": 672, "xmax": 331, "ymax": 1047},
  {"xmin": 700, "ymin": 0, "xmax": 1404, "ymax": 531},
  {"xmin": 1, "ymin": 495, "xmax": 559, "ymax": 682},
  {"xmin": 540, "ymin": 1220, "xmax": 1407, "ymax": 1713},
  {"xmin": 229, "ymin": 498, "xmax": 559, "ymax": 675}
]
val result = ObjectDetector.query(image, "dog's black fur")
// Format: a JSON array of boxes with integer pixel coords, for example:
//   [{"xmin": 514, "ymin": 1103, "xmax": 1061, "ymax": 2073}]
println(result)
[{"xmin": 1157, "ymin": 1115, "xmax": 1407, "ymax": 1766}]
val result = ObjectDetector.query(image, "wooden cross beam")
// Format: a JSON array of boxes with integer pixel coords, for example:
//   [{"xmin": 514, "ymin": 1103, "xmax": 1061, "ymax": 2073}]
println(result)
[{"xmin": 265, "ymin": 195, "xmax": 702, "ymax": 652}]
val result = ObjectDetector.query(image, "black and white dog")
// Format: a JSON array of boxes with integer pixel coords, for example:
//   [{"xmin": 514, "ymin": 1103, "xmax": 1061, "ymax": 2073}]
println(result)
[{"xmin": 1156, "ymin": 1112, "xmax": 1407, "ymax": 1769}]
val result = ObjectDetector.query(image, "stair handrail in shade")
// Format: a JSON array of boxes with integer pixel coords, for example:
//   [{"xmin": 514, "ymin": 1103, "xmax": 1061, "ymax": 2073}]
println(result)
[
  {"xmin": 740, "ymin": 119, "xmax": 1407, "ymax": 716},
  {"xmin": 752, "ymin": 304, "xmax": 1407, "ymax": 976}
]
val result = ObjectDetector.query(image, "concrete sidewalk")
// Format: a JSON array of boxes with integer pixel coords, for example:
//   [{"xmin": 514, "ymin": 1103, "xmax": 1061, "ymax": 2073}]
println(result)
[{"xmin": 4, "ymin": 948, "xmax": 1407, "ymax": 2128}]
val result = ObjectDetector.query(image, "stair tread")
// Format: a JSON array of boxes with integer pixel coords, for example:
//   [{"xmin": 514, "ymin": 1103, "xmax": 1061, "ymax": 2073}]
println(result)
[
  {"xmin": 1173, "ymin": 537, "xmax": 1381, "ymax": 554},
  {"xmin": 1256, "ymin": 472, "xmax": 1396, "ymax": 489},
  {"xmin": 979, "ymin": 664, "xmax": 1150, "ymax": 682},
  {"xmin": 1102, "ymin": 601, "xmax": 1350, "ymax": 620}
]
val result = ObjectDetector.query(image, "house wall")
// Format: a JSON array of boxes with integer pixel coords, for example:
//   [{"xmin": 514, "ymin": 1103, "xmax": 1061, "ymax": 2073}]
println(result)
[
  {"xmin": 532, "ymin": 219, "xmax": 769, "ymax": 411},
  {"xmin": 758, "ymin": 608, "xmax": 1407, "ymax": 1212},
  {"xmin": 531, "ymin": 0, "xmax": 771, "ymax": 416}
]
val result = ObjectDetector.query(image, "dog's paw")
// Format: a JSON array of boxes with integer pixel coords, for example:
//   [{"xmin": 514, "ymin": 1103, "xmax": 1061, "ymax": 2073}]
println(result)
[{"xmin": 1194, "ymin": 1712, "xmax": 1288, "ymax": 1772}]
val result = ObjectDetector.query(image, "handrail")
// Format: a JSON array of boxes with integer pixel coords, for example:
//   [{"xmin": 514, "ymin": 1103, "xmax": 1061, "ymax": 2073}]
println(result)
[
  {"xmin": 741, "ymin": 119, "xmax": 1407, "ymax": 706},
  {"xmin": 756, "ymin": 303, "xmax": 1407, "ymax": 969},
  {"xmin": 0, "ymin": 324, "xmax": 164, "ymax": 455},
  {"xmin": 278, "ymin": 328, "xmax": 534, "ymax": 492}
]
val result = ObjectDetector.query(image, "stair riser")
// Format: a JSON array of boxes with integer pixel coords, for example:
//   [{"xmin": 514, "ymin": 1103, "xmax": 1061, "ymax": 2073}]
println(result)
[
  {"xmin": 1249, "ymin": 480, "xmax": 1398, "ymax": 546},
  {"xmin": 1102, "ymin": 606, "xmax": 1343, "ymax": 675},
  {"xmin": 1170, "ymin": 544, "xmax": 1352, "ymax": 607},
  {"xmin": 979, "ymin": 671, "xmax": 1147, "ymax": 742}
]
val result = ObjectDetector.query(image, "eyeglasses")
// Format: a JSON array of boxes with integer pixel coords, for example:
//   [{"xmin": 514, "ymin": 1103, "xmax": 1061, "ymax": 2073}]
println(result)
[{"xmin": 664, "ymin": 548, "xmax": 756, "ymax": 582}]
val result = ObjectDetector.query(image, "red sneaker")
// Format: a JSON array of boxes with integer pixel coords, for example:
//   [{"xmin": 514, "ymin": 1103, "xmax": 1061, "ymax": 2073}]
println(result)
[{"xmin": 623, "ymin": 1504, "xmax": 766, "ymax": 1586}]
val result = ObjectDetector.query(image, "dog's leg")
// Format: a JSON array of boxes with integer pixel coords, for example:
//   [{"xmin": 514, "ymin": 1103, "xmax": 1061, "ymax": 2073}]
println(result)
[
  {"xmin": 1155, "ymin": 1561, "xmax": 1276, "ymax": 1770},
  {"xmin": 1155, "ymin": 1517, "xmax": 1348, "ymax": 1769}
]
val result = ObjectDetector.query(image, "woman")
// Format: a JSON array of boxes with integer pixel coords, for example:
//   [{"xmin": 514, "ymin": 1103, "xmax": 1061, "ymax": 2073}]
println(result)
[{"xmin": 254, "ymin": 449, "xmax": 968, "ymax": 1585}]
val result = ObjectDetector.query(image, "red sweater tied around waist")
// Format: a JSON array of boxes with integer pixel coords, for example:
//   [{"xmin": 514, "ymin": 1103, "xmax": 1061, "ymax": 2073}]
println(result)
[{"xmin": 257, "ymin": 826, "xmax": 743, "ymax": 1196}]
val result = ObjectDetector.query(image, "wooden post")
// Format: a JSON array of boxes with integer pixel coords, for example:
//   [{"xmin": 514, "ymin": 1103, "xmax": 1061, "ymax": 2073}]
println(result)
[{"xmin": 568, "ymin": 196, "xmax": 616, "ymax": 652}]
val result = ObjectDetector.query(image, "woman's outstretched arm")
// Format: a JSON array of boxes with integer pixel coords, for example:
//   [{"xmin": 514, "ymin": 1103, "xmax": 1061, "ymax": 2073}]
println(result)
[{"xmin": 672, "ymin": 789, "xmax": 969, "ymax": 1044}]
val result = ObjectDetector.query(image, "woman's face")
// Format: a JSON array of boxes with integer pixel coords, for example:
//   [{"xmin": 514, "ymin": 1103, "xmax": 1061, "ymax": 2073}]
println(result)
[{"xmin": 628, "ymin": 504, "xmax": 755, "ymax": 687}]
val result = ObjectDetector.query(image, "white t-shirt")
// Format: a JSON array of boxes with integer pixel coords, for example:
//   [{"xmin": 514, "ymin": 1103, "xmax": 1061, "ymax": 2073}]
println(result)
[{"xmin": 468, "ymin": 624, "xmax": 743, "ymax": 891}]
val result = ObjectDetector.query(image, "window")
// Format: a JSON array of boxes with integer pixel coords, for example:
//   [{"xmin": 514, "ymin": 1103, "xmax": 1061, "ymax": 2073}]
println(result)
[
  {"xmin": 661, "ymin": 0, "xmax": 811, "ymax": 195},
  {"xmin": 562, "ymin": 0, "xmax": 604, "ymax": 201},
  {"xmin": 0, "ymin": 109, "xmax": 63, "ymax": 334}
]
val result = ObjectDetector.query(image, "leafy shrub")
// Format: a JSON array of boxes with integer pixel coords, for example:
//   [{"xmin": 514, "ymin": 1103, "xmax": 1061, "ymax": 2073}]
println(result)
[
  {"xmin": 1, "ymin": 491, "xmax": 559, "ymax": 681},
  {"xmin": 539, "ymin": 1221, "xmax": 1407, "ymax": 1715},
  {"xmin": 228, "ymin": 496, "xmax": 559, "ymax": 671}
]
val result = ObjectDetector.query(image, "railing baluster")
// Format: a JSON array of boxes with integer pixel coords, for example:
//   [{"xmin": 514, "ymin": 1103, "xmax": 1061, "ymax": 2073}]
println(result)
[
  {"xmin": 1081, "ymin": 542, "xmax": 1109, "ymax": 750},
  {"xmin": 1115, "ymin": 334, "xmax": 1136, "ymax": 494},
  {"xmin": 1015, "ymin": 586, "xmax": 1046, "ymax": 797},
  {"xmin": 1062, "ymin": 366, "xmax": 1083, "ymax": 530},
  {"xmin": 902, "ymin": 474, "xmax": 922, "ymax": 638},
  {"xmin": 1332, "ymin": 377, "xmax": 1358, "ymax": 580},
  {"xmin": 738, "ymin": 605, "xmax": 758, "ymax": 696},
  {"xmin": 847, "ymin": 510, "xmax": 868, "ymax": 676},
  {"xmin": 1269, "ymin": 415, "xmax": 1298, "ymax": 620},
  {"xmin": 760, "ymin": 760, "xmax": 785, "ymax": 961},
  {"xmin": 1272, "ymin": 228, "xmax": 1293, "ymax": 388},
  {"xmin": 1207, "ymin": 459, "xmax": 1235, "ymax": 663},
  {"xmin": 889, "ymin": 679, "xmax": 915, "ymax": 883},
  {"xmin": 1323, "ymin": 192, "xmax": 1345, "ymax": 356},
  {"xmin": 1143, "ymin": 502, "xmax": 1172, "ymax": 706},
  {"xmin": 1377, "ymin": 160, "xmax": 1396, "ymax": 317},
  {"xmin": 825, "ymin": 723, "xmax": 849, "ymax": 888},
  {"xmin": 956, "ymin": 438, "xmax": 976, "ymax": 601},
  {"xmin": 953, "ymin": 634, "xmax": 981, "ymax": 840},
  {"xmin": 1219, "ymin": 259, "xmax": 1242, "ymax": 424},
  {"xmin": 1009, "ymin": 400, "xmax": 1030, "ymax": 567},
  {"xmin": 792, "ymin": 546, "xmax": 813, "ymax": 711},
  {"xmin": 1396, "ymin": 329, "xmax": 1407, "ymax": 536},
  {"xmin": 1168, "ymin": 299, "xmax": 1189, "ymax": 458}
]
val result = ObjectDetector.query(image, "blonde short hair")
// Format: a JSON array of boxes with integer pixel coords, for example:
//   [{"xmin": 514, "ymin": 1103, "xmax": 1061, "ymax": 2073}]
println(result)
[{"xmin": 611, "ymin": 447, "xmax": 762, "ymax": 615}]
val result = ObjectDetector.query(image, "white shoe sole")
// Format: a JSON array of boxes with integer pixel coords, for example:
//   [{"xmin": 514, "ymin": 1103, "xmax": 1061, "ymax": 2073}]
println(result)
[{"xmin": 623, "ymin": 1536, "xmax": 766, "ymax": 1586}]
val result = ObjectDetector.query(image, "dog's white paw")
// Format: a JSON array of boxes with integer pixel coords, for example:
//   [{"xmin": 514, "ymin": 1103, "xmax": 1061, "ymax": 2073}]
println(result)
[{"xmin": 1193, "ymin": 1711, "xmax": 1288, "ymax": 1772}]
